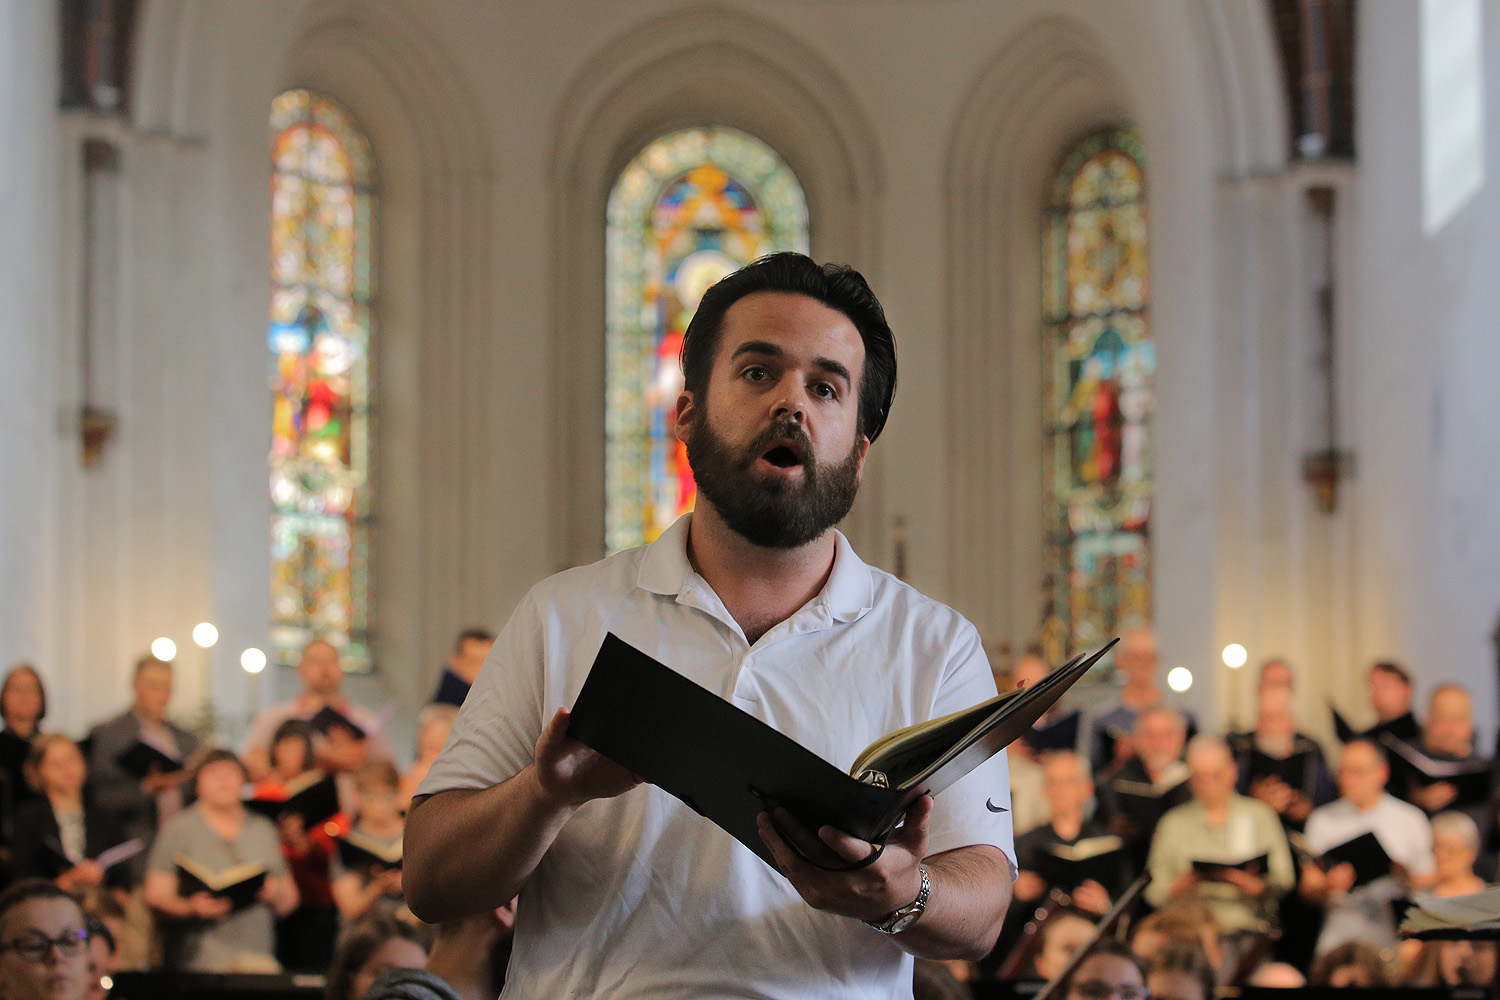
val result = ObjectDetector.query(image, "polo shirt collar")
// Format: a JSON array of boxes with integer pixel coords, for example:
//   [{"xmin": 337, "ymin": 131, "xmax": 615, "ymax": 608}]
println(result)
[{"xmin": 635, "ymin": 513, "xmax": 874, "ymax": 624}]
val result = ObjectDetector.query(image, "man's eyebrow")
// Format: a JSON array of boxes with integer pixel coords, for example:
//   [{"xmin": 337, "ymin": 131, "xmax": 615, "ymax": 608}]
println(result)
[{"xmin": 729, "ymin": 341, "xmax": 853, "ymax": 386}]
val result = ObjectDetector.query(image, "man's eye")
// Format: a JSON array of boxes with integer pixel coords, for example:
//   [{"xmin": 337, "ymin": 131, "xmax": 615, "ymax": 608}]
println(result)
[
  {"xmin": 811, "ymin": 382, "xmax": 837, "ymax": 399},
  {"xmin": 742, "ymin": 366, "xmax": 769, "ymax": 382}
]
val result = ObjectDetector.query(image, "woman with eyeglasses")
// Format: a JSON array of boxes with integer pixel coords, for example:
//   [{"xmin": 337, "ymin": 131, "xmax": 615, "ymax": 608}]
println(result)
[
  {"xmin": 1058, "ymin": 940, "xmax": 1150, "ymax": 1000},
  {"xmin": 0, "ymin": 877, "xmax": 93, "ymax": 1000}
]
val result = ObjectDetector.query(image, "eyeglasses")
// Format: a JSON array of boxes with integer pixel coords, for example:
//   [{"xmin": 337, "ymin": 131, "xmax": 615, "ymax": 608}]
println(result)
[
  {"xmin": 0, "ymin": 927, "xmax": 90, "ymax": 961},
  {"xmin": 1069, "ymin": 981, "xmax": 1149, "ymax": 1000}
]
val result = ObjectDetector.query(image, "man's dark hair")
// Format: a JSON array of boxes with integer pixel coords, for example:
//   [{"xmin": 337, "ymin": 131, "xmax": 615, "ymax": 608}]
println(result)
[
  {"xmin": 680, "ymin": 252, "xmax": 897, "ymax": 443},
  {"xmin": 454, "ymin": 628, "xmax": 495, "ymax": 653},
  {"xmin": 1370, "ymin": 660, "xmax": 1412, "ymax": 686}
]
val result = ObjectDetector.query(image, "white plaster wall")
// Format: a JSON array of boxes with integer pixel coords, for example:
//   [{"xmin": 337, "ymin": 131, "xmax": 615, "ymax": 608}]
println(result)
[
  {"xmin": 0, "ymin": 0, "xmax": 65, "ymax": 708},
  {"xmin": 1348, "ymin": 0, "xmax": 1500, "ymax": 742}
]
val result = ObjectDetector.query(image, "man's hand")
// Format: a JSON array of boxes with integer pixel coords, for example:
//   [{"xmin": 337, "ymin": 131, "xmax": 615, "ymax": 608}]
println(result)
[
  {"xmin": 1250, "ymin": 776, "xmax": 1294, "ymax": 814},
  {"xmin": 190, "ymin": 892, "xmax": 232, "ymax": 920},
  {"xmin": 1412, "ymin": 782, "xmax": 1458, "ymax": 813},
  {"xmin": 1219, "ymin": 867, "xmax": 1266, "ymax": 898},
  {"xmin": 1072, "ymin": 879, "xmax": 1111, "ymax": 915},
  {"xmin": 531, "ymin": 708, "xmax": 641, "ymax": 809},
  {"xmin": 1012, "ymin": 870, "xmax": 1046, "ymax": 903},
  {"xmin": 142, "ymin": 766, "xmax": 188, "ymax": 797},
  {"xmin": 756, "ymin": 795, "xmax": 932, "ymax": 923},
  {"xmin": 1324, "ymin": 861, "xmax": 1356, "ymax": 897},
  {"xmin": 1170, "ymin": 869, "xmax": 1201, "ymax": 897}
]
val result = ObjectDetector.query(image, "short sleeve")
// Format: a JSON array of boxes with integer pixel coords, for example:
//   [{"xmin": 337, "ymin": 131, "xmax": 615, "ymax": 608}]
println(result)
[
  {"xmin": 416, "ymin": 591, "xmax": 549, "ymax": 798},
  {"xmin": 147, "ymin": 813, "xmax": 186, "ymax": 874},
  {"xmin": 921, "ymin": 622, "xmax": 1015, "ymax": 867},
  {"xmin": 246, "ymin": 815, "xmax": 287, "ymax": 877}
]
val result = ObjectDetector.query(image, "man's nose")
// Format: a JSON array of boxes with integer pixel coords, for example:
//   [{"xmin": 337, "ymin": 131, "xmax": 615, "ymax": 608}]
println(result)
[{"xmin": 770, "ymin": 382, "xmax": 806, "ymax": 422}]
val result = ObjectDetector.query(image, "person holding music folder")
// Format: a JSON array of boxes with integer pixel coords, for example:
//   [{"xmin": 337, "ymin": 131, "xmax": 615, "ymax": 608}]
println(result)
[
  {"xmin": 405, "ymin": 253, "xmax": 1016, "ymax": 1000},
  {"xmin": 1143, "ymin": 736, "xmax": 1293, "ymax": 937},
  {"xmin": 143, "ymin": 748, "xmax": 298, "ymax": 971},
  {"xmin": 1299, "ymin": 737, "xmax": 1434, "ymax": 957},
  {"xmin": 1096, "ymin": 706, "xmax": 1191, "ymax": 869},
  {"xmin": 332, "ymin": 760, "xmax": 408, "ymax": 923},
  {"xmin": 243, "ymin": 638, "xmax": 392, "ymax": 785},
  {"xmin": 84, "ymin": 655, "xmax": 199, "ymax": 883},
  {"xmin": 1014, "ymin": 752, "xmax": 1129, "ymax": 917},
  {"xmin": 1394, "ymin": 683, "xmax": 1492, "ymax": 818},
  {"xmin": 10, "ymin": 735, "xmax": 132, "ymax": 893},
  {"xmin": 1229, "ymin": 685, "xmax": 1334, "ymax": 832}
]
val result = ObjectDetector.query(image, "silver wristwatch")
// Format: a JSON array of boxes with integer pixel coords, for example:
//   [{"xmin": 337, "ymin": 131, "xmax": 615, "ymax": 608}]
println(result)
[{"xmin": 864, "ymin": 866, "xmax": 929, "ymax": 935}]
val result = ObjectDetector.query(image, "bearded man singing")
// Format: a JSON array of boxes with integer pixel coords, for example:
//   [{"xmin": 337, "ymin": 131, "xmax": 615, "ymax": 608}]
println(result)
[{"xmin": 404, "ymin": 253, "xmax": 1016, "ymax": 1000}]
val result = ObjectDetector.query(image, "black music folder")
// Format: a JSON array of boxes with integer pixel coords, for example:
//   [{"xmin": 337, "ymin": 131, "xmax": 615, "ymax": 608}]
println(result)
[
  {"xmin": 244, "ymin": 772, "xmax": 341, "ymax": 827},
  {"xmin": 568, "ymin": 633, "xmax": 1114, "ymax": 868}
]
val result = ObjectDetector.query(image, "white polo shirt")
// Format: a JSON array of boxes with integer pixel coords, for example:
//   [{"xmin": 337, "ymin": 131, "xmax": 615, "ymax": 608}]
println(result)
[{"xmin": 418, "ymin": 514, "xmax": 1014, "ymax": 1000}]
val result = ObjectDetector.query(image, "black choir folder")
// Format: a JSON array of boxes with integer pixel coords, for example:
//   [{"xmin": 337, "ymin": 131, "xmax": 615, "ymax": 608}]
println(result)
[{"xmin": 567, "ymin": 633, "xmax": 1115, "ymax": 868}]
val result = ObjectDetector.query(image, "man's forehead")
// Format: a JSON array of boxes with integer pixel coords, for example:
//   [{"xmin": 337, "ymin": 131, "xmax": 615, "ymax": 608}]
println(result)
[{"xmin": 717, "ymin": 292, "xmax": 863, "ymax": 361}]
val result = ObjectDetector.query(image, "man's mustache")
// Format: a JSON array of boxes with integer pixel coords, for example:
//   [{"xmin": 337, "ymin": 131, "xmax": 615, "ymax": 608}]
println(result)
[{"xmin": 741, "ymin": 420, "xmax": 814, "ymax": 467}]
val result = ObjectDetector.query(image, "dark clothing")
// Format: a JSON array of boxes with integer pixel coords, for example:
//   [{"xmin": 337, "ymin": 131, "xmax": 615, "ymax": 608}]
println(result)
[
  {"xmin": 1014, "ymin": 819, "xmax": 1135, "ymax": 900},
  {"xmin": 11, "ymin": 796, "xmax": 131, "ymax": 887},
  {"xmin": 85, "ymin": 708, "xmax": 199, "ymax": 884},
  {"xmin": 1229, "ymin": 731, "xmax": 1337, "ymax": 832},
  {"xmin": 431, "ymin": 668, "xmax": 471, "ymax": 707},
  {"xmin": 363, "ymin": 969, "xmax": 464, "ymax": 1000},
  {"xmin": 1096, "ymin": 757, "xmax": 1190, "ymax": 870}
]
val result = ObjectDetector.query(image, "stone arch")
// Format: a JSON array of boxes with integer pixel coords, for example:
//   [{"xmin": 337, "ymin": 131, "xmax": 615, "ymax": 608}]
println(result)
[
  {"xmin": 940, "ymin": 7, "xmax": 1287, "ymax": 679},
  {"xmin": 546, "ymin": 5, "xmax": 885, "ymax": 568}
]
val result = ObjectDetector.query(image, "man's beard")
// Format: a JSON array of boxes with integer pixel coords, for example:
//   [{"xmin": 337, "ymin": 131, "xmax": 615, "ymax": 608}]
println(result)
[{"xmin": 685, "ymin": 416, "xmax": 862, "ymax": 549}]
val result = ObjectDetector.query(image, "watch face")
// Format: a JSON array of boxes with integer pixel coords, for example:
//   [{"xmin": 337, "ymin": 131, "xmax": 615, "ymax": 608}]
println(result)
[{"xmin": 888, "ymin": 910, "xmax": 919, "ymax": 934}]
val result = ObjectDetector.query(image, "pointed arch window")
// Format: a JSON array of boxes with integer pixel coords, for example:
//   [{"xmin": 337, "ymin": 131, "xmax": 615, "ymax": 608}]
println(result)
[
  {"xmin": 604, "ymin": 127, "xmax": 809, "ymax": 554},
  {"xmin": 1042, "ymin": 128, "xmax": 1153, "ymax": 657},
  {"xmin": 267, "ymin": 89, "xmax": 375, "ymax": 671}
]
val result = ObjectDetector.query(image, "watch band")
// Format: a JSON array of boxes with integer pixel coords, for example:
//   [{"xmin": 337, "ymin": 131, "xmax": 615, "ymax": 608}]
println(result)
[{"xmin": 864, "ymin": 865, "xmax": 929, "ymax": 935}]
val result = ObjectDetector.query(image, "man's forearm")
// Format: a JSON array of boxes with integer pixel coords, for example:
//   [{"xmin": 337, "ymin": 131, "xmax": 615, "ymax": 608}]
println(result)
[
  {"xmin": 891, "ymin": 845, "xmax": 1013, "ymax": 961},
  {"xmin": 404, "ymin": 766, "xmax": 575, "ymax": 922}
]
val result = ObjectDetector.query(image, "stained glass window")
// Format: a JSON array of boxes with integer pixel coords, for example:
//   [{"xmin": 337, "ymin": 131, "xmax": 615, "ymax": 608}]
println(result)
[
  {"xmin": 1041, "ymin": 128, "xmax": 1153, "ymax": 657},
  {"xmin": 267, "ymin": 89, "xmax": 375, "ymax": 671},
  {"xmin": 604, "ymin": 127, "xmax": 809, "ymax": 554}
]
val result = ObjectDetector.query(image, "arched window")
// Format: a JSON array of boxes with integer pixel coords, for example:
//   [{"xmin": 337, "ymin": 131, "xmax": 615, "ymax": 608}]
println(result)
[
  {"xmin": 267, "ymin": 89, "xmax": 375, "ymax": 671},
  {"xmin": 1041, "ymin": 128, "xmax": 1152, "ymax": 657},
  {"xmin": 604, "ymin": 127, "xmax": 809, "ymax": 554}
]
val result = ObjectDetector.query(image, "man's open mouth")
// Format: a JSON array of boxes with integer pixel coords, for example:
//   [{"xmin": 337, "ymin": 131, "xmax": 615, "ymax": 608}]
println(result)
[{"xmin": 762, "ymin": 445, "xmax": 802, "ymax": 469}]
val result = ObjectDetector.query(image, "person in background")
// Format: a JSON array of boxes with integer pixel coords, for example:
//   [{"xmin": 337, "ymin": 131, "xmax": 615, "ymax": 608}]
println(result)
[
  {"xmin": 401, "ymin": 704, "xmax": 458, "ymax": 807},
  {"xmin": 1097, "ymin": 706, "xmax": 1191, "ymax": 868},
  {"xmin": 258, "ymin": 719, "xmax": 343, "ymax": 973},
  {"xmin": 143, "ymin": 748, "xmax": 298, "ymax": 971},
  {"xmin": 1144, "ymin": 939, "xmax": 1216, "ymax": 1000},
  {"xmin": 431, "ymin": 629, "xmax": 494, "ymax": 708},
  {"xmin": 1086, "ymin": 628, "xmax": 1196, "ymax": 773},
  {"xmin": 1144, "ymin": 736, "xmax": 1294, "ymax": 939},
  {"xmin": 11, "ymin": 735, "xmax": 129, "ymax": 894},
  {"xmin": 1003, "ymin": 652, "xmax": 1051, "ymax": 837},
  {"xmin": 1405, "ymin": 938, "xmax": 1499, "ymax": 988},
  {"xmin": 1256, "ymin": 659, "xmax": 1294, "ymax": 693},
  {"xmin": 1031, "ymin": 908, "xmax": 1098, "ymax": 983},
  {"xmin": 1059, "ymin": 941, "xmax": 1147, "ymax": 1000},
  {"xmin": 1429, "ymin": 810, "xmax": 1485, "ymax": 897},
  {"xmin": 0, "ymin": 878, "xmax": 95, "ymax": 1000},
  {"xmin": 360, "ymin": 904, "xmax": 519, "ymax": 1000},
  {"xmin": 1129, "ymin": 904, "xmax": 1222, "ymax": 973},
  {"xmin": 85, "ymin": 655, "xmax": 199, "ymax": 885},
  {"xmin": 332, "ymin": 760, "xmax": 407, "ymax": 923},
  {"xmin": 1300, "ymin": 737, "xmax": 1435, "ymax": 958},
  {"xmin": 1231, "ymin": 685, "xmax": 1334, "ymax": 831},
  {"xmin": 1405, "ymin": 684, "xmax": 1488, "ymax": 817},
  {"xmin": 1366, "ymin": 661, "xmax": 1421, "ymax": 745},
  {"xmin": 243, "ymin": 639, "xmax": 392, "ymax": 785},
  {"xmin": 324, "ymin": 913, "xmax": 428, "ymax": 1000},
  {"xmin": 1309, "ymin": 941, "xmax": 1390, "ymax": 987},
  {"xmin": 1013, "ymin": 752, "xmax": 1122, "ymax": 918},
  {"xmin": 0, "ymin": 664, "xmax": 47, "ymax": 868}
]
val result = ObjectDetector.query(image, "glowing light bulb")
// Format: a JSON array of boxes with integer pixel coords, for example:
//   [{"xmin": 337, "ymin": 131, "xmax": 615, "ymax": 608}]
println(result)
[
  {"xmin": 1167, "ymin": 666, "xmax": 1193, "ymax": 692},
  {"xmin": 1222, "ymin": 643, "xmax": 1248, "ymax": 669},
  {"xmin": 241, "ymin": 648, "xmax": 267, "ymax": 674},
  {"xmin": 193, "ymin": 622, "xmax": 219, "ymax": 648},
  {"xmin": 151, "ymin": 637, "xmax": 177, "ymax": 661}
]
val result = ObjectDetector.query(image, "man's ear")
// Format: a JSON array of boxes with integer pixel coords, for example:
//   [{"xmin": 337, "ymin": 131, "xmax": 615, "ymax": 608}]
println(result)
[
  {"xmin": 854, "ymin": 436, "xmax": 870, "ymax": 476},
  {"xmin": 673, "ymin": 390, "xmax": 697, "ymax": 444}
]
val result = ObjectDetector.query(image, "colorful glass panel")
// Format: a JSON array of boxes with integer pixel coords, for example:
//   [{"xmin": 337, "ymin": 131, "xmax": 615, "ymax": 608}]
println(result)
[
  {"xmin": 1041, "ymin": 129, "xmax": 1153, "ymax": 657},
  {"xmin": 268, "ymin": 89, "xmax": 375, "ymax": 671},
  {"xmin": 604, "ymin": 127, "xmax": 809, "ymax": 553}
]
